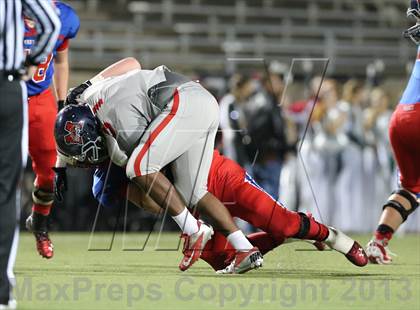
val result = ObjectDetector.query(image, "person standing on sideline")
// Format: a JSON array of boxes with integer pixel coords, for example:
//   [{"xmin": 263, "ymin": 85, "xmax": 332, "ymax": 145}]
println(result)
[{"xmin": 0, "ymin": 1, "xmax": 60, "ymax": 308}]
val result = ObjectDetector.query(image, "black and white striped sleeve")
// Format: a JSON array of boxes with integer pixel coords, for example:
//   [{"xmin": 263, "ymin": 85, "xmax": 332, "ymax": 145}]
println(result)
[{"xmin": 21, "ymin": 0, "xmax": 60, "ymax": 65}]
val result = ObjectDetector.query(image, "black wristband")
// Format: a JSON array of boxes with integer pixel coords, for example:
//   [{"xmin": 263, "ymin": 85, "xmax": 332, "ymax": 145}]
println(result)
[{"xmin": 58, "ymin": 100, "xmax": 65, "ymax": 110}]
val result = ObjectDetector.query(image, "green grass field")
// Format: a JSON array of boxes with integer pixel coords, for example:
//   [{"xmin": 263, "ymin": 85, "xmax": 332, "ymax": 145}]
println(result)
[{"xmin": 13, "ymin": 232, "xmax": 419, "ymax": 310}]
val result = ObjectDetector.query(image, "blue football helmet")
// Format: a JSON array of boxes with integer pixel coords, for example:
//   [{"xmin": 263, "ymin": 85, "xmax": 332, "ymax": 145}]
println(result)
[
  {"xmin": 404, "ymin": 0, "xmax": 420, "ymax": 44},
  {"xmin": 54, "ymin": 104, "xmax": 108, "ymax": 166}
]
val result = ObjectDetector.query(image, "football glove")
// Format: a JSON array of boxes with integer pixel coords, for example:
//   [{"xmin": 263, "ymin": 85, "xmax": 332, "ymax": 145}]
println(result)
[
  {"xmin": 65, "ymin": 80, "xmax": 92, "ymax": 105},
  {"xmin": 53, "ymin": 167, "xmax": 67, "ymax": 202}
]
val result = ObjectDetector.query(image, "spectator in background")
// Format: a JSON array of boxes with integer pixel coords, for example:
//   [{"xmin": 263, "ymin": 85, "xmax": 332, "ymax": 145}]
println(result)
[
  {"xmin": 335, "ymin": 79, "xmax": 366, "ymax": 232},
  {"xmin": 220, "ymin": 64, "xmax": 290, "ymax": 200},
  {"xmin": 363, "ymin": 88, "xmax": 394, "ymax": 231},
  {"xmin": 219, "ymin": 74, "xmax": 256, "ymax": 168},
  {"xmin": 247, "ymin": 63, "xmax": 290, "ymax": 199},
  {"xmin": 279, "ymin": 76, "xmax": 325, "ymax": 211},
  {"xmin": 368, "ymin": 88, "xmax": 394, "ymax": 188},
  {"xmin": 307, "ymin": 78, "xmax": 345, "ymax": 225}
]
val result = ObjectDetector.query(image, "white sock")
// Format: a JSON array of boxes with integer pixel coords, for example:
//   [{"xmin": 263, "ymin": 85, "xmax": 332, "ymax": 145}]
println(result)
[
  {"xmin": 325, "ymin": 227, "xmax": 354, "ymax": 254},
  {"xmin": 227, "ymin": 230, "xmax": 253, "ymax": 252},
  {"xmin": 172, "ymin": 208, "xmax": 199, "ymax": 236}
]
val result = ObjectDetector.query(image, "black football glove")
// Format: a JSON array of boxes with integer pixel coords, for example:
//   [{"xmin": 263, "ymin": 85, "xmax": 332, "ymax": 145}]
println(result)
[
  {"xmin": 52, "ymin": 167, "xmax": 67, "ymax": 202},
  {"xmin": 65, "ymin": 80, "xmax": 92, "ymax": 105}
]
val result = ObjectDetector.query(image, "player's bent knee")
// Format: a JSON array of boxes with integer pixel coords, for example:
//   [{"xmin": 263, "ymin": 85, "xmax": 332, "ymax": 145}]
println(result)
[
  {"xmin": 32, "ymin": 187, "xmax": 54, "ymax": 205},
  {"xmin": 383, "ymin": 189, "xmax": 419, "ymax": 222}
]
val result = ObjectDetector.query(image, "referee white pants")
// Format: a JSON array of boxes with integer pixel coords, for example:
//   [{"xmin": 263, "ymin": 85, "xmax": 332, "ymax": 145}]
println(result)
[{"xmin": 126, "ymin": 81, "xmax": 219, "ymax": 206}]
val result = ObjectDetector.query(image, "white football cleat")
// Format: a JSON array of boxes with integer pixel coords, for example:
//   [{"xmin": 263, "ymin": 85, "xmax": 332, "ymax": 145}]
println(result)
[
  {"xmin": 179, "ymin": 221, "xmax": 214, "ymax": 271},
  {"xmin": 366, "ymin": 239, "xmax": 394, "ymax": 265},
  {"xmin": 216, "ymin": 247, "xmax": 263, "ymax": 274}
]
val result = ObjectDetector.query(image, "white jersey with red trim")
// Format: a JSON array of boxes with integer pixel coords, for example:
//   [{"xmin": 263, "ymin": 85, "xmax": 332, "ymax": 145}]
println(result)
[
  {"xmin": 80, "ymin": 66, "xmax": 168, "ymax": 154},
  {"xmin": 80, "ymin": 65, "xmax": 220, "ymax": 205}
]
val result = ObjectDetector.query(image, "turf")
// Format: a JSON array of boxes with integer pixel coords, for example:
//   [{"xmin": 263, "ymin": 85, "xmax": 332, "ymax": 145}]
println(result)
[{"xmin": 13, "ymin": 232, "xmax": 420, "ymax": 310}]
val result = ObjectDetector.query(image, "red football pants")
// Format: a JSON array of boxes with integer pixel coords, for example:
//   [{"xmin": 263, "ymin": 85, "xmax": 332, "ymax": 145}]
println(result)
[
  {"xmin": 201, "ymin": 171, "xmax": 301, "ymax": 270},
  {"xmin": 28, "ymin": 88, "xmax": 57, "ymax": 213},
  {"xmin": 389, "ymin": 104, "xmax": 420, "ymax": 194}
]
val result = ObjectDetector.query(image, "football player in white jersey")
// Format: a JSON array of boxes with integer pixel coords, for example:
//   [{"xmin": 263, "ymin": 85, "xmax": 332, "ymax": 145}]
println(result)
[{"xmin": 54, "ymin": 57, "xmax": 263, "ymax": 274}]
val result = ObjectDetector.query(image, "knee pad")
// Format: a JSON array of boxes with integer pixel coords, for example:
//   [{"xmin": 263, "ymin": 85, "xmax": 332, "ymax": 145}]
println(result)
[
  {"xmin": 32, "ymin": 187, "xmax": 54, "ymax": 205},
  {"xmin": 383, "ymin": 189, "xmax": 419, "ymax": 222}
]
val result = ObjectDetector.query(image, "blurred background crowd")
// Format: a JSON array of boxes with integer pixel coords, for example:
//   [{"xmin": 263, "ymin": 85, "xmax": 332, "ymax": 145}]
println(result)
[{"xmin": 21, "ymin": 0, "xmax": 420, "ymax": 233}]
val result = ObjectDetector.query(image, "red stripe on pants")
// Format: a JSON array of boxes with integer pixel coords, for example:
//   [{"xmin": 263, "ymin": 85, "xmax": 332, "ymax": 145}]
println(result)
[{"xmin": 133, "ymin": 89, "xmax": 180, "ymax": 176}]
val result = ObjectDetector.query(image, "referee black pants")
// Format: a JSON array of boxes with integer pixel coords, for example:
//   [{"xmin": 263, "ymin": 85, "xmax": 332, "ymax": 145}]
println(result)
[{"xmin": 0, "ymin": 76, "xmax": 24, "ymax": 305}]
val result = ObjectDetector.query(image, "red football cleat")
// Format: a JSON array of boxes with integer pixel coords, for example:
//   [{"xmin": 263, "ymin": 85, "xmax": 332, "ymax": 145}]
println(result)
[
  {"xmin": 179, "ymin": 221, "xmax": 214, "ymax": 271},
  {"xmin": 34, "ymin": 231, "xmax": 54, "ymax": 259},
  {"xmin": 345, "ymin": 241, "xmax": 368, "ymax": 267},
  {"xmin": 26, "ymin": 213, "xmax": 54, "ymax": 259}
]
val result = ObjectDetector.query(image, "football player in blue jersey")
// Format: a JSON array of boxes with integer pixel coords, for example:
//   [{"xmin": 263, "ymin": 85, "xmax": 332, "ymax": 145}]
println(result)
[
  {"xmin": 23, "ymin": 1, "xmax": 80, "ymax": 259},
  {"xmin": 366, "ymin": 0, "xmax": 420, "ymax": 264}
]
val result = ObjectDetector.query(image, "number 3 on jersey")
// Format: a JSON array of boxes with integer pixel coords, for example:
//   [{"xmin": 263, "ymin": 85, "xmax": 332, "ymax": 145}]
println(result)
[{"xmin": 33, "ymin": 54, "xmax": 53, "ymax": 82}]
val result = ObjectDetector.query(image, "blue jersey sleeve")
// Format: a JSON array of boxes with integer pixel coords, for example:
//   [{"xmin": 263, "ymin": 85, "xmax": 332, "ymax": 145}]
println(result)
[
  {"xmin": 399, "ymin": 46, "xmax": 420, "ymax": 105},
  {"xmin": 57, "ymin": 1, "xmax": 80, "ymax": 40},
  {"xmin": 92, "ymin": 163, "xmax": 129, "ymax": 209}
]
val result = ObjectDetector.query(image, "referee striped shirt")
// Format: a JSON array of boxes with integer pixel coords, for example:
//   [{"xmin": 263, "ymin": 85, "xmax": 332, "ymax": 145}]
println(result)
[{"xmin": 0, "ymin": 0, "xmax": 60, "ymax": 72}]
